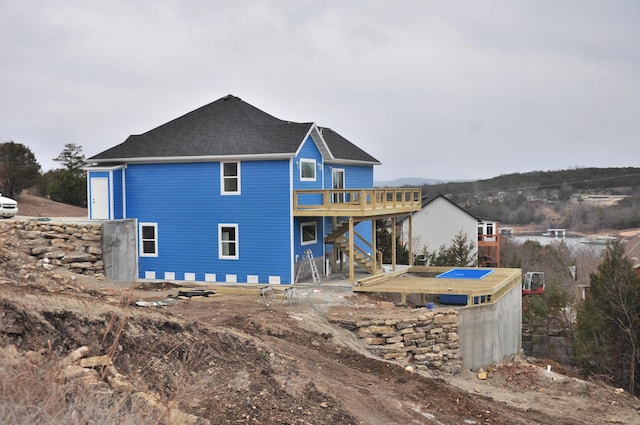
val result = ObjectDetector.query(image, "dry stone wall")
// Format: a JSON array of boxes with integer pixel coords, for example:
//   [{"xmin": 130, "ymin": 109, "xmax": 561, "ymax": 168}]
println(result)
[
  {"xmin": 330, "ymin": 308, "xmax": 462, "ymax": 374},
  {"xmin": 12, "ymin": 220, "xmax": 104, "ymax": 277}
]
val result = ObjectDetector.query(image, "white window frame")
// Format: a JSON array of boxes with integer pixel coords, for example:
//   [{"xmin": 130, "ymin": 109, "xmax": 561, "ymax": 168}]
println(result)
[
  {"xmin": 299, "ymin": 159, "xmax": 316, "ymax": 181},
  {"xmin": 486, "ymin": 223, "xmax": 494, "ymax": 236},
  {"xmin": 139, "ymin": 222, "xmax": 158, "ymax": 257},
  {"xmin": 221, "ymin": 161, "xmax": 241, "ymax": 195},
  {"xmin": 301, "ymin": 221, "xmax": 317, "ymax": 245},
  {"xmin": 332, "ymin": 167, "xmax": 345, "ymax": 203},
  {"xmin": 219, "ymin": 224, "xmax": 239, "ymax": 260}
]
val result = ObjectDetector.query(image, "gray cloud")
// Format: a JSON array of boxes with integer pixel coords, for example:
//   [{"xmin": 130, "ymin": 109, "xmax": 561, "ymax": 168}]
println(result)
[{"xmin": 1, "ymin": 0, "xmax": 639, "ymax": 181}]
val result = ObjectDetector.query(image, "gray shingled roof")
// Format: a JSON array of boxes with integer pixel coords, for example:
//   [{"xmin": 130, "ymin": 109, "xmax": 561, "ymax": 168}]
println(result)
[
  {"xmin": 89, "ymin": 95, "xmax": 380, "ymax": 164},
  {"xmin": 319, "ymin": 127, "xmax": 379, "ymax": 163}
]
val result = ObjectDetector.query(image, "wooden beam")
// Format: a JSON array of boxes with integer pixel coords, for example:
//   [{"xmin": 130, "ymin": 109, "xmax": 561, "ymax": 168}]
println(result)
[
  {"xmin": 409, "ymin": 214, "xmax": 413, "ymax": 266},
  {"xmin": 349, "ymin": 217, "xmax": 355, "ymax": 283},
  {"xmin": 332, "ymin": 217, "xmax": 338, "ymax": 273},
  {"xmin": 372, "ymin": 219, "xmax": 377, "ymax": 274},
  {"xmin": 392, "ymin": 216, "xmax": 397, "ymax": 271}
]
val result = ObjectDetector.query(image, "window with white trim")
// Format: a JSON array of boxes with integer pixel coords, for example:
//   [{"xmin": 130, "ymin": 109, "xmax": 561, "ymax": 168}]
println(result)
[
  {"xmin": 299, "ymin": 159, "xmax": 316, "ymax": 181},
  {"xmin": 221, "ymin": 162, "xmax": 240, "ymax": 194},
  {"xmin": 301, "ymin": 221, "xmax": 317, "ymax": 245},
  {"xmin": 139, "ymin": 223, "xmax": 158, "ymax": 257},
  {"xmin": 219, "ymin": 224, "xmax": 238, "ymax": 259}
]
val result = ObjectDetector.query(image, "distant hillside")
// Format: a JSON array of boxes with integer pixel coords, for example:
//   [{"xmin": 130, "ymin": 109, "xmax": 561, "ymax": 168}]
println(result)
[
  {"xmin": 375, "ymin": 177, "xmax": 447, "ymax": 187},
  {"xmin": 421, "ymin": 167, "xmax": 640, "ymax": 195},
  {"xmin": 424, "ymin": 167, "xmax": 640, "ymax": 232}
]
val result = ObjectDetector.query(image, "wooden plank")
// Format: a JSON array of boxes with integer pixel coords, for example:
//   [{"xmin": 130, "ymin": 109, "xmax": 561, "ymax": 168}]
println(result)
[
  {"xmin": 293, "ymin": 188, "xmax": 422, "ymax": 217},
  {"xmin": 354, "ymin": 267, "xmax": 522, "ymax": 306}
]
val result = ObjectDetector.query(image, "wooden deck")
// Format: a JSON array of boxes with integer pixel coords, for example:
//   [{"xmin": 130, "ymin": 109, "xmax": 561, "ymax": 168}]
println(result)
[
  {"xmin": 293, "ymin": 188, "xmax": 421, "ymax": 217},
  {"xmin": 354, "ymin": 266, "xmax": 522, "ymax": 306}
]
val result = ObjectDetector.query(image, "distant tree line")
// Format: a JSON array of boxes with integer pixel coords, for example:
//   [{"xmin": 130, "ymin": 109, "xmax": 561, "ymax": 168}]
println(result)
[
  {"xmin": 560, "ymin": 196, "xmax": 640, "ymax": 231},
  {"xmin": 0, "ymin": 141, "xmax": 87, "ymax": 207},
  {"xmin": 414, "ymin": 167, "xmax": 640, "ymax": 230},
  {"xmin": 422, "ymin": 167, "xmax": 640, "ymax": 196}
]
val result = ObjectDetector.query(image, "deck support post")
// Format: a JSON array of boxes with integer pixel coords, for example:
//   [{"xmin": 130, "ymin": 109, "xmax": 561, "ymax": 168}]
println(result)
[
  {"xmin": 371, "ymin": 219, "xmax": 377, "ymax": 274},
  {"xmin": 409, "ymin": 214, "xmax": 413, "ymax": 266},
  {"xmin": 392, "ymin": 216, "xmax": 397, "ymax": 271},
  {"xmin": 331, "ymin": 217, "xmax": 338, "ymax": 273},
  {"xmin": 349, "ymin": 217, "xmax": 355, "ymax": 284}
]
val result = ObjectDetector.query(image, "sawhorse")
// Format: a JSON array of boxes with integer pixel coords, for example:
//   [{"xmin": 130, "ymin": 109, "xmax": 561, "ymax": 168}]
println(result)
[
  {"xmin": 257, "ymin": 286, "xmax": 275, "ymax": 304},
  {"xmin": 281, "ymin": 286, "xmax": 300, "ymax": 306}
]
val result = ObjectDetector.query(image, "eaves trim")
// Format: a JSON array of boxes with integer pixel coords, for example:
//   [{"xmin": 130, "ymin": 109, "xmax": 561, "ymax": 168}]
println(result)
[
  {"xmin": 325, "ymin": 158, "xmax": 382, "ymax": 166},
  {"xmin": 82, "ymin": 164, "xmax": 127, "ymax": 171},
  {"xmin": 88, "ymin": 153, "xmax": 296, "ymax": 165}
]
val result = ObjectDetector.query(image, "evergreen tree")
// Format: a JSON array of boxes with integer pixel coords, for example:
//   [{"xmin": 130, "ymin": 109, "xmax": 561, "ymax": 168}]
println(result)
[
  {"xmin": 574, "ymin": 240, "xmax": 640, "ymax": 394},
  {"xmin": 40, "ymin": 144, "xmax": 87, "ymax": 207},
  {"xmin": 421, "ymin": 231, "xmax": 477, "ymax": 266},
  {"xmin": 375, "ymin": 220, "xmax": 409, "ymax": 264},
  {"xmin": 54, "ymin": 143, "xmax": 85, "ymax": 176}
]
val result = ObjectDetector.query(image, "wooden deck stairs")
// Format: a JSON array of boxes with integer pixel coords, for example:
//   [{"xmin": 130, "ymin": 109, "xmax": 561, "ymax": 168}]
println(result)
[{"xmin": 325, "ymin": 221, "xmax": 382, "ymax": 275}]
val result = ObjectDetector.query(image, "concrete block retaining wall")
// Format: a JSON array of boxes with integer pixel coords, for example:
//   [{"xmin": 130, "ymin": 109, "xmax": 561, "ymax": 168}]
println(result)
[
  {"xmin": 330, "ymin": 309, "xmax": 462, "ymax": 374},
  {"xmin": 12, "ymin": 220, "xmax": 105, "ymax": 277}
]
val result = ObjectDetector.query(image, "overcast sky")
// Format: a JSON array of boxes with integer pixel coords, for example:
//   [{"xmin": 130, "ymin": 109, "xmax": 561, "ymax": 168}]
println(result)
[{"xmin": 1, "ymin": 1, "xmax": 639, "ymax": 182}]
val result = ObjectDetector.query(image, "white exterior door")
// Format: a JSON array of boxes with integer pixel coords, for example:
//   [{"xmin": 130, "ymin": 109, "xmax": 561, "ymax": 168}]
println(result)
[{"xmin": 90, "ymin": 177, "xmax": 109, "ymax": 220}]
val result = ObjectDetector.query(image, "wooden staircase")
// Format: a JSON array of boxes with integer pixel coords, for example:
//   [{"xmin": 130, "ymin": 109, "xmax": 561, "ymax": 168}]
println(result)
[{"xmin": 325, "ymin": 221, "xmax": 382, "ymax": 275}]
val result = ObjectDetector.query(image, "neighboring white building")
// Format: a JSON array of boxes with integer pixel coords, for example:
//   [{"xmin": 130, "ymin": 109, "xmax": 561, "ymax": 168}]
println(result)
[{"xmin": 401, "ymin": 195, "xmax": 500, "ymax": 266}]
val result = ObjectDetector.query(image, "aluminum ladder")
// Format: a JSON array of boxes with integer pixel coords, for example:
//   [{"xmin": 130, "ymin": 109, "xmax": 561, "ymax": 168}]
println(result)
[{"xmin": 295, "ymin": 249, "xmax": 321, "ymax": 286}]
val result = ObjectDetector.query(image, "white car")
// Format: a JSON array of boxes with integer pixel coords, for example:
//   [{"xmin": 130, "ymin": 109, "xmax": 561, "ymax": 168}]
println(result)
[{"xmin": 0, "ymin": 193, "xmax": 18, "ymax": 218}]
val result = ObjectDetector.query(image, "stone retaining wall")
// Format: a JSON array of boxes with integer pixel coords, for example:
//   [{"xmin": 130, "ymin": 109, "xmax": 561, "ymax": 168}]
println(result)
[
  {"xmin": 12, "ymin": 220, "xmax": 104, "ymax": 277},
  {"xmin": 330, "ymin": 309, "xmax": 462, "ymax": 374}
]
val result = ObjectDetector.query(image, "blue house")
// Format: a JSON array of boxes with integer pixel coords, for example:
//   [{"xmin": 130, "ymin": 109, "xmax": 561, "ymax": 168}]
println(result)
[{"xmin": 86, "ymin": 95, "xmax": 421, "ymax": 284}]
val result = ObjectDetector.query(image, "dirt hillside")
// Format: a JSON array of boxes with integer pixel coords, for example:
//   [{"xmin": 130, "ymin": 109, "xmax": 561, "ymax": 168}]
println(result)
[
  {"xmin": 14, "ymin": 191, "xmax": 88, "ymax": 217},
  {"xmin": 1, "ymin": 196, "xmax": 639, "ymax": 424}
]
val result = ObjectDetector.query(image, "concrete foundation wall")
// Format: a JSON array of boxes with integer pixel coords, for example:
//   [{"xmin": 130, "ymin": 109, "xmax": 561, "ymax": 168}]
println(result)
[
  {"xmin": 101, "ymin": 219, "xmax": 137, "ymax": 282},
  {"xmin": 458, "ymin": 283, "xmax": 522, "ymax": 370}
]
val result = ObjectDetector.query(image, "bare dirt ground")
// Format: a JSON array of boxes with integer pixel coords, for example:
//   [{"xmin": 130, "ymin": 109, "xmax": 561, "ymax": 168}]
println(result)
[
  {"xmin": 13, "ymin": 190, "xmax": 89, "ymax": 218},
  {"xmin": 2, "ymin": 196, "xmax": 640, "ymax": 424}
]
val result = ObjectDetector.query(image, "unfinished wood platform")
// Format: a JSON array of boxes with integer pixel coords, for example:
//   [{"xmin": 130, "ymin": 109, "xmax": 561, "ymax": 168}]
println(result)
[{"xmin": 354, "ymin": 266, "xmax": 522, "ymax": 307}]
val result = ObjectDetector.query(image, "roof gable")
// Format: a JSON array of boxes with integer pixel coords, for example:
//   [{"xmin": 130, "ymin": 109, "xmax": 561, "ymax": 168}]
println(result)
[
  {"xmin": 89, "ymin": 95, "xmax": 379, "ymax": 165},
  {"xmin": 422, "ymin": 195, "xmax": 500, "ymax": 223},
  {"xmin": 422, "ymin": 195, "xmax": 477, "ymax": 219}
]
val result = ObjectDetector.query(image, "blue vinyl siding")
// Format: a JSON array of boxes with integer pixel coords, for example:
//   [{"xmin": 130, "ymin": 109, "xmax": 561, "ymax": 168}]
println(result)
[
  {"xmin": 126, "ymin": 160, "xmax": 292, "ymax": 283},
  {"xmin": 323, "ymin": 164, "xmax": 373, "ymax": 190},
  {"xmin": 294, "ymin": 135, "xmax": 323, "ymax": 189},
  {"xmin": 293, "ymin": 217, "xmax": 323, "ymax": 262},
  {"xmin": 112, "ymin": 168, "xmax": 124, "ymax": 219},
  {"xmin": 292, "ymin": 136, "xmax": 324, "ymax": 261},
  {"xmin": 293, "ymin": 135, "xmax": 323, "ymax": 207}
]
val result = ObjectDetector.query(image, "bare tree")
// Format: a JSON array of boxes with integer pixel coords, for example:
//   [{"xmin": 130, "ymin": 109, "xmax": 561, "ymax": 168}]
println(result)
[{"xmin": 0, "ymin": 141, "xmax": 41, "ymax": 198}]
